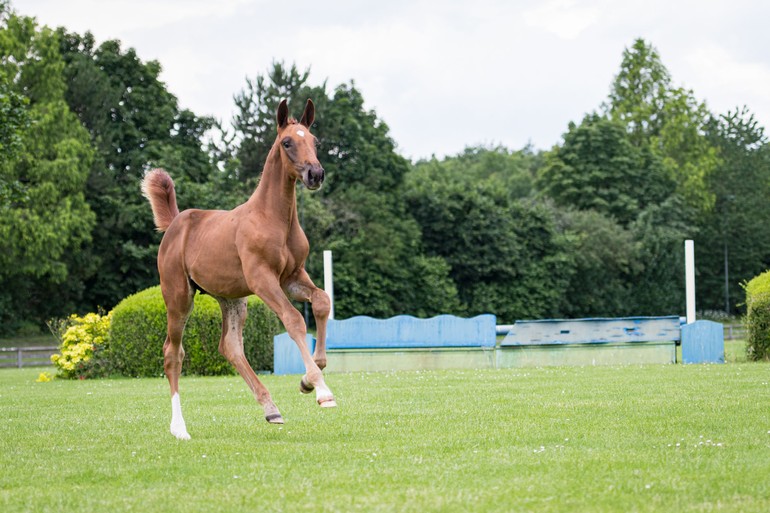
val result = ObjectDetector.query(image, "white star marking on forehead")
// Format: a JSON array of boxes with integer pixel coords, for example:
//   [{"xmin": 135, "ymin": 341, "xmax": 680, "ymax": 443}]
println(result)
[{"xmin": 296, "ymin": 130, "xmax": 305, "ymax": 137}]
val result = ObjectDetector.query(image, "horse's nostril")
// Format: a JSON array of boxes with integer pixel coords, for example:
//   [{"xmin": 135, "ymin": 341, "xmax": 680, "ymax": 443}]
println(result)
[{"xmin": 303, "ymin": 166, "xmax": 324, "ymax": 188}]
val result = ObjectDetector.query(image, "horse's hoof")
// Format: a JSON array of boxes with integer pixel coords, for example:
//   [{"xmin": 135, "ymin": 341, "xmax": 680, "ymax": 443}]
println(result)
[
  {"xmin": 170, "ymin": 418, "xmax": 191, "ymax": 440},
  {"xmin": 265, "ymin": 413, "xmax": 285, "ymax": 424},
  {"xmin": 299, "ymin": 377, "xmax": 315, "ymax": 394},
  {"xmin": 170, "ymin": 427, "xmax": 191, "ymax": 440},
  {"xmin": 318, "ymin": 397, "xmax": 337, "ymax": 408}
]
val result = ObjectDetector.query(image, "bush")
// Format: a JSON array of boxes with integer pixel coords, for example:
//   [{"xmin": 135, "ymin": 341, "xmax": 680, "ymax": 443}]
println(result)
[
  {"xmin": 744, "ymin": 271, "xmax": 770, "ymax": 361},
  {"xmin": 108, "ymin": 286, "xmax": 281, "ymax": 377},
  {"xmin": 50, "ymin": 312, "xmax": 111, "ymax": 379}
]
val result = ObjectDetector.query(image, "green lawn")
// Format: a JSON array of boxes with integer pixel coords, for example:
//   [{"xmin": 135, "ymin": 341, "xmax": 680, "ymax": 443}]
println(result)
[
  {"xmin": 723, "ymin": 338, "xmax": 750, "ymax": 362},
  {"xmin": 2, "ymin": 363, "xmax": 769, "ymax": 512}
]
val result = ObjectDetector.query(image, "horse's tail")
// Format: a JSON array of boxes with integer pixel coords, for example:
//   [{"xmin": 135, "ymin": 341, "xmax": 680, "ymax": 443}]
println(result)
[{"xmin": 141, "ymin": 168, "xmax": 180, "ymax": 232}]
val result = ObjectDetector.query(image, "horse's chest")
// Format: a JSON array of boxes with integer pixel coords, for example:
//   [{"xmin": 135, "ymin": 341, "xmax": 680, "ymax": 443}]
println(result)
[
  {"xmin": 237, "ymin": 222, "xmax": 308, "ymax": 278},
  {"xmin": 278, "ymin": 240, "xmax": 307, "ymax": 275},
  {"xmin": 250, "ymin": 235, "xmax": 305, "ymax": 275}
]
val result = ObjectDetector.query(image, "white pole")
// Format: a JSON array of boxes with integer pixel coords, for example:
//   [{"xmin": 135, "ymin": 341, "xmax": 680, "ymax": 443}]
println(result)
[
  {"xmin": 323, "ymin": 250, "xmax": 334, "ymax": 320},
  {"xmin": 685, "ymin": 240, "xmax": 696, "ymax": 324}
]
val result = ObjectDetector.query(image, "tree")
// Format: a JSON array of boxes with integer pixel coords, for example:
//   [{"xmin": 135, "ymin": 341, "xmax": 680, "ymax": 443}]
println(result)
[
  {"xmin": 407, "ymin": 154, "xmax": 574, "ymax": 322},
  {"xmin": 0, "ymin": 11, "xmax": 95, "ymax": 331},
  {"xmin": 698, "ymin": 108, "xmax": 770, "ymax": 313},
  {"xmin": 57, "ymin": 29, "xmax": 223, "ymax": 310},
  {"xmin": 417, "ymin": 145, "xmax": 538, "ymax": 200},
  {"xmin": 553, "ymin": 208, "xmax": 638, "ymax": 317},
  {"xmin": 0, "ymin": 3, "xmax": 30, "ymax": 204},
  {"xmin": 538, "ymin": 113, "xmax": 672, "ymax": 226},
  {"xmin": 606, "ymin": 38, "xmax": 671, "ymax": 146},
  {"xmin": 627, "ymin": 197, "xmax": 690, "ymax": 315},
  {"xmin": 654, "ymin": 86, "xmax": 719, "ymax": 213},
  {"xmin": 597, "ymin": 37, "xmax": 735, "ymax": 315},
  {"xmin": 0, "ymin": 75, "xmax": 29, "ymax": 205},
  {"xmin": 605, "ymin": 38, "xmax": 719, "ymax": 214}
]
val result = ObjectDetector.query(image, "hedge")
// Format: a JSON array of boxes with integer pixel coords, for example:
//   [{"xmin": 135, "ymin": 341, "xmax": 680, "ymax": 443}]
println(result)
[
  {"xmin": 744, "ymin": 270, "xmax": 770, "ymax": 361},
  {"xmin": 108, "ymin": 286, "xmax": 281, "ymax": 377}
]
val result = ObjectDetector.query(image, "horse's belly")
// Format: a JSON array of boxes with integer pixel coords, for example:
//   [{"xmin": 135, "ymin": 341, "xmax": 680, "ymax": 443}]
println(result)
[{"xmin": 188, "ymin": 251, "xmax": 251, "ymax": 298}]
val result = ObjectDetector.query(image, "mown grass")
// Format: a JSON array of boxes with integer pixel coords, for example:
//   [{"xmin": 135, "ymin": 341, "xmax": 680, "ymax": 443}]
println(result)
[
  {"xmin": 723, "ymin": 338, "xmax": 750, "ymax": 363},
  {"xmin": 2, "ymin": 363, "xmax": 769, "ymax": 512}
]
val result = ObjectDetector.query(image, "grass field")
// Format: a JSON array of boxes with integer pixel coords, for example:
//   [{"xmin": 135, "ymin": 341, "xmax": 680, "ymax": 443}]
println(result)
[{"xmin": 2, "ymin": 362, "xmax": 769, "ymax": 512}]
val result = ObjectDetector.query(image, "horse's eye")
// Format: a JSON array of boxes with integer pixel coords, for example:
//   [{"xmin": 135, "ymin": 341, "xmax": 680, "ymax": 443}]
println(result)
[{"xmin": 281, "ymin": 138, "xmax": 292, "ymax": 149}]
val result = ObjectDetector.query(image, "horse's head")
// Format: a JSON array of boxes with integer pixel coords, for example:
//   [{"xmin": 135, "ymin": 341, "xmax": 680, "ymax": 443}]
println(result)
[{"xmin": 276, "ymin": 99, "xmax": 324, "ymax": 190}]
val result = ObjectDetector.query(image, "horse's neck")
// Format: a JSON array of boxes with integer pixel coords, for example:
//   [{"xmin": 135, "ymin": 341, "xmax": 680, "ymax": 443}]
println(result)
[{"xmin": 249, "ymin": 146, "xmax": 298, "ymax": 227}]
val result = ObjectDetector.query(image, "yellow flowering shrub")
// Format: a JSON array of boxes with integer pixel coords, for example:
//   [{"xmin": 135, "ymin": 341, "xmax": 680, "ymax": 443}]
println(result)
[{"xmin": 51, "ymin": 312, "xmax": 111, "ymax": 379}]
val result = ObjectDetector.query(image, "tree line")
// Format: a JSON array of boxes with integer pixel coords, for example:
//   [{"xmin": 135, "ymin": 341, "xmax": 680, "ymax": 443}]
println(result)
[{"xmin": 2, "ymin": 5, "xmax": 769, "ymax": 335}]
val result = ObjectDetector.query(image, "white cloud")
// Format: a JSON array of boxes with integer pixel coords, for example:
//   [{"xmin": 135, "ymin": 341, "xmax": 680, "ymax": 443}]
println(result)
[
  {"xmin": 523, "ymin": 0, "xmax": 603, "ymax": 40},
  {"xmin": 685, "ymin": 44, "xmax": 770, "ymax": 107},
  {"xmin": 18, "ymin": 0, "xmax": 256, "ymax": 35},
  {"xmin": 12, "ymin": 0, "xmax": 770, "ymax": 159}
]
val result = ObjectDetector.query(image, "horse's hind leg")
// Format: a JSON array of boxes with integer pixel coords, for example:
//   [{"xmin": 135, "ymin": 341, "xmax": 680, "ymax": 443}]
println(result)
[
  {"xmin": 162, "ymin": 280, "xmax": 194, "ymax": 440},
  {"xmin": 216, "ymin": 297, "xmax": 284, "ymax": 424}
]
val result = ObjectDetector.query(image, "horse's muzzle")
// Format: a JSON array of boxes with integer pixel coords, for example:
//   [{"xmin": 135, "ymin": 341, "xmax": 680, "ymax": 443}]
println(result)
[{"xmin": 303, "ymin": 164, "xmax": 325, "ymax": 190}]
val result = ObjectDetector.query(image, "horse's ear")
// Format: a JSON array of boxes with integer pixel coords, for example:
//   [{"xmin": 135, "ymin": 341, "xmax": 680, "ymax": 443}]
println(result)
[
  {"xmin": 277, "ymin": 99, "xmax": 289, "ymax": 128},
  {"xmin": 299, "ymin": 99, "xmax": 315, "ymax": 128}
]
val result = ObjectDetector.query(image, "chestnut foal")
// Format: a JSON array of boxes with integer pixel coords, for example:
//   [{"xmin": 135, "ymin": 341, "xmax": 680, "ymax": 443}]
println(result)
[{"xmin": 141, "ymin": 99, "xmax": 335, "ymax": 440}]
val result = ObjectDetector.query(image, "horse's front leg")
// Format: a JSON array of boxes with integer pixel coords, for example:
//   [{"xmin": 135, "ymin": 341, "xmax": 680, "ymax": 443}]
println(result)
[
  {"xmin": 246, "ymin": 266, "xmax": 335, "ymax": 408},
  {"xmin": 287, "ymin": 270, "xmax": 331, "ymax": 371}
]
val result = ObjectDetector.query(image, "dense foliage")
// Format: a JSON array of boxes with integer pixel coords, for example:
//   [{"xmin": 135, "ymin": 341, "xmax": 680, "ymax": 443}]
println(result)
[
  {"xmin": 50, "ymin": 312, "xmax": 111, "ymax": 379},
  {"xmin": 744, "ymin": 271, "xmax": 770, "ymax": 361},
  {"xmin": 3, "ymin": 0, "xmax": 770, "ymax": 334},
  {"xmin": 109, "ymin": 287, "xmax": 280, "ymax": 377}
]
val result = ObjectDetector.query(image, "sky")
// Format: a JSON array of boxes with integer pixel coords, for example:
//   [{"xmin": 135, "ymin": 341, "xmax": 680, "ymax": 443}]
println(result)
[{"xmin": 13, "ymin": 0, "xmax": 770, "ymax": 160}]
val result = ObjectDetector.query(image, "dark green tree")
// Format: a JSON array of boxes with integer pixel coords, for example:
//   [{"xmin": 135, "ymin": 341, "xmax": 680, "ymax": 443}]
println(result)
[
  {"xmin": 57, "ymin": 29, "xmax": 223, "ymax": 309},
  {"xmin": 407, "ymin": 156, "xmax": 573, "ymax": 322},
  {"xmin": 0, "ymin": 12, "xmax": 95, "ymax": 332},
  {"xmin": 553, "ymin": 208, "xmax": 638, "ymax": 317},
  {"xmin": 538, "ymin": 113, "xmax": 672, "ymax": 226},
  {"xmin": 0, "ymin": 2, "xmax": 30, "ymax": 204},
  {"xmin": 698, "ymin": 108, "xmax": 770, "ymax": 313},
  {"xmin": 627, "ymin": 196, "xmax": 690, "ymax": 315},
  {"xmin": 419, "ymin": 145, "xmax": 537, "ymax": 200},
  {"xmin": 0, "ymin": 73, "xmax": 29, "ymax": 205}
]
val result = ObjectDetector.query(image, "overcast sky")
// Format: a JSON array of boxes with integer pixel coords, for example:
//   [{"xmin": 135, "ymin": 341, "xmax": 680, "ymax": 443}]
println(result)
[{"xmin": 13, "ymin": 0, "xmax": 770, "ymax": 160}]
